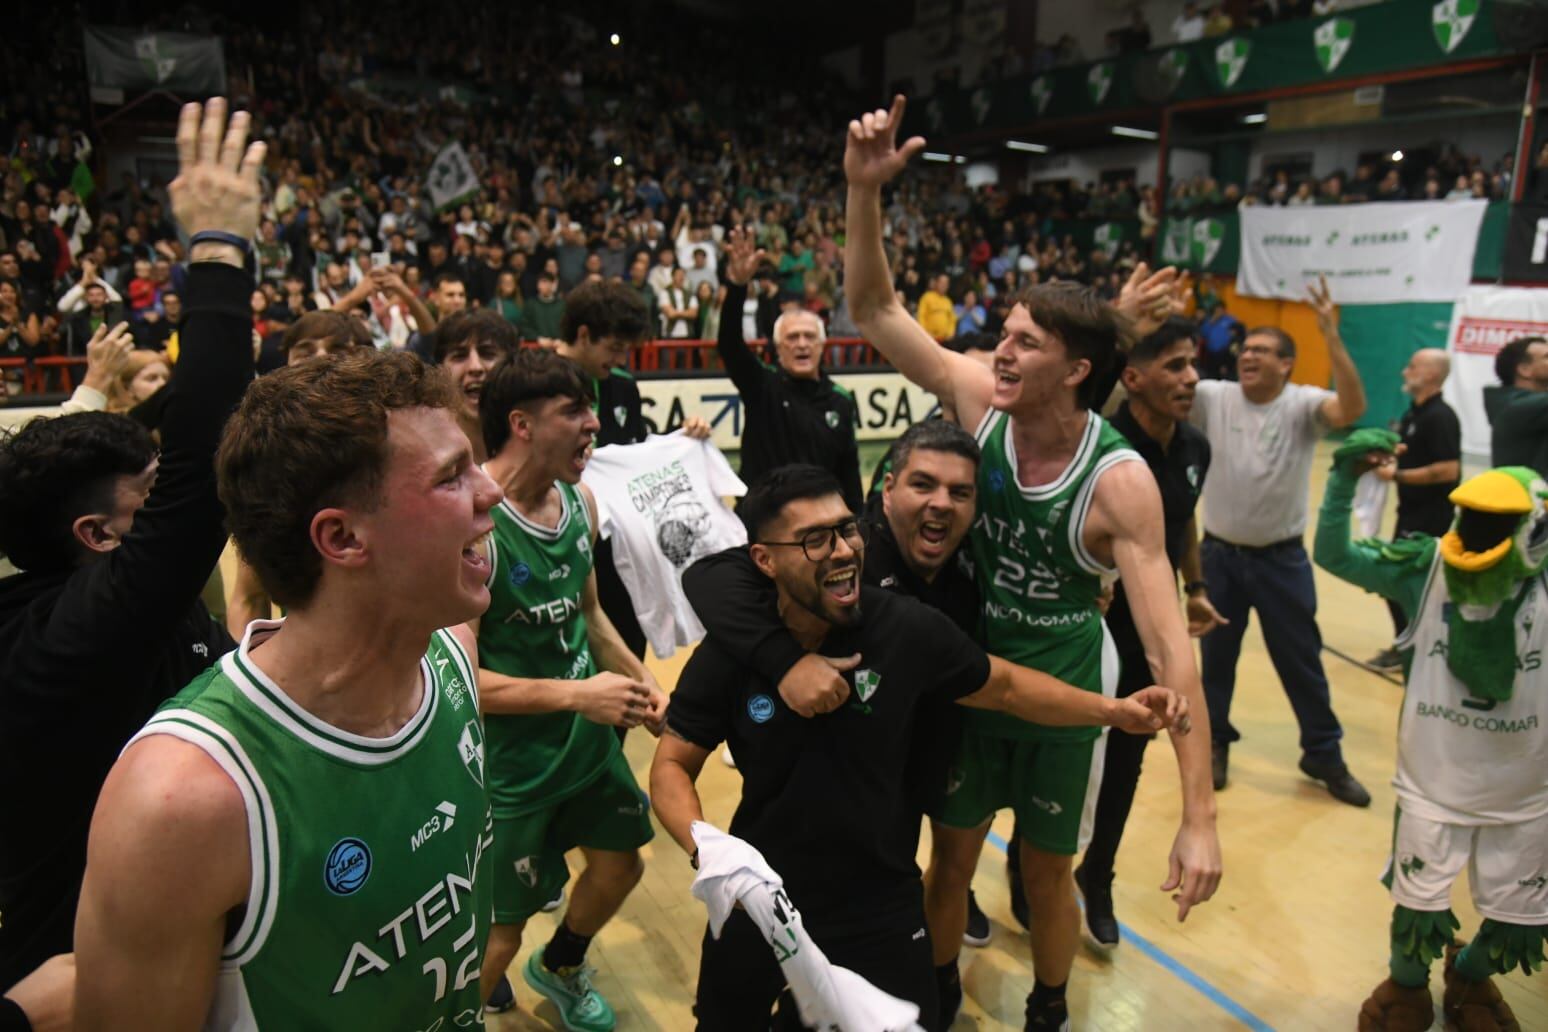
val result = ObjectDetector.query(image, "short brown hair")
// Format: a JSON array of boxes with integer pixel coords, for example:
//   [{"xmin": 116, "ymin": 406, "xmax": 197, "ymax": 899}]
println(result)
[
  {"xmin": 1009, "ymin": 283, "xmax": 1133, "ymax": 410},
  {"xmin": 1246, "ymin": 326, "xmax": 1296, "ymax": 361},
  {"xmin": 282, "ymin": 310, "xmax": 372, "ymax": 358},
  {"xmin": 217, "ymin": 351, "xmax": 460, "ymax": 608}
]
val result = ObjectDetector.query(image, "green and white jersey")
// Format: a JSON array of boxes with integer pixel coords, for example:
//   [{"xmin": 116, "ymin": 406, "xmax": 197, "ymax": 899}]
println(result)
[
  {"xmin": 131, "ymin": 621, "xmax": 493, "ymax": 1031},
  {"xmin": 967, "ymin": 410, "xmax": 1139, "ymax": 742},
  {"xmin": 479, "ymin": 478, "xmax": 618, "ymax": 816},
  {"xmin": 1394, "ymin": 556, "xmax": 1548, "ymax": 825}
]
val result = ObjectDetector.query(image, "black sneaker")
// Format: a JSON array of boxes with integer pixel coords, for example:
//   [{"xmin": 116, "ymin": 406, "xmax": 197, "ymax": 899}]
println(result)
[
  {"xmin": 1211, "ymin": 742, "xmax": 1228, "ymax": 791},
  {"xmin": 936, "ymin": 963, "xmax": 963, "ymax": 1029},
  {"xmin": 1007, "ymin": 852, "xmax": 1029, "ymax": 931},
  {"xmin": 1073, "ymin": 864, "xmax": 1119, "ymax": 948},
  {"xmin": 1023, "ymin": 993, "xmax": 1070, "ymax": 1031},
  {"xmin": 484, "ymin": 972, "xmax": 515, "ymax": 1014},
  {"xmin": 540, "ymin": 884, "xmax": 565, "ymax": 913},
  {"xmin": 1299, "ymin": 756, "xmax": 1372, "ymax": 808},
  {"xmin": 1365, "ymin": 647, "xmax": 1403, "ymax": 672},
  {"xmin": 962, "ymin": 890, "xmax": 991, "ymax": 947}
]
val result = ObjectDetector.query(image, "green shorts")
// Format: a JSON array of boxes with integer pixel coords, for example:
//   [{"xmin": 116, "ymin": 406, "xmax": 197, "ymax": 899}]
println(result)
[
  {"xmin": 930, "ymin": 726, "xmax": 1106, "ymax": 857},
  {"xmin": 491, "ymin": 749, "xmax": 654, "ymax": 923}
]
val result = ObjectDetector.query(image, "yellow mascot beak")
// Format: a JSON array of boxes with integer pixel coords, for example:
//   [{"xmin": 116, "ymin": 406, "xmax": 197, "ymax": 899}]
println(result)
[{"xmin": 1440, "ymin": 470, "xmax": 1536, "ymax": 571}]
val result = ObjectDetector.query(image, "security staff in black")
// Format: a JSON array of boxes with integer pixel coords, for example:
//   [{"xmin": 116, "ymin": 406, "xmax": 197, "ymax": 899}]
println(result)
[
  {"xmin": 718, "ymin": 232, "xmax": 862, "ymax": 512},
  {"xmin": 1074, "ymin": 319, "xmax": 1218, "ymax": 948},
  {"xmin": 1381, "ymin": 348, "xmax": 1461, "ymax": 643},
  {"xmin": 655, "ymin": 465, "xmax": 1187, "ymax": 1030}
]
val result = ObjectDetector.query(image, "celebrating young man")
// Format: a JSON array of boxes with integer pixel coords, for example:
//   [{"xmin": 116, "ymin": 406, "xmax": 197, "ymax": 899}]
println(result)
[
  {"xmin": 842, "ymin": 96, "xmax": 1221, "ymax": 1028},
  {"xmin": 473, "ymin": 349, "xmax": 665, "ymax": 1031}
]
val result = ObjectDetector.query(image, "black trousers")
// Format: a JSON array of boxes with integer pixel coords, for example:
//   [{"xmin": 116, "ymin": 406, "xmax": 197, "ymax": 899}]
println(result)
[
  {"xmin": 1080, "ymin": 651, "xmax": 1155, "ymax": 883},
  {"xmin": 1386, "ymin": 511, "xmax": 1453, "ymax": 638},
  {"xmin": 594, "ymin": 537, "xmax": 647, "ymax": 745},
  {"xmin": 695, "ymin": 902, "xmax": 939, "ymax": 1031}
]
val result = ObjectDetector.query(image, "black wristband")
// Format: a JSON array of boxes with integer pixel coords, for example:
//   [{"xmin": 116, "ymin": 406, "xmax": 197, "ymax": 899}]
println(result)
[
  {"xmin": 1184, "ymin": 580, "xmax": 1208, "ymax": 595},
  {"xmin": 689, "ymin": 848, "xmax": 699, "ymax": 870},
  {"xmin": 0, "ymin": 996, "xmax": 32, "ymax": 1032},
  {"xmin": 189, "ymin": 230, "xmax": 253, "ymax": 255}
]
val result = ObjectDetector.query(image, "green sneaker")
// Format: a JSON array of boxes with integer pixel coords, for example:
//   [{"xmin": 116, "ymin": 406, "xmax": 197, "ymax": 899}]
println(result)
[{"xmin": 522, "ymin": 947, "xmax": 615, "ymax": 1032}]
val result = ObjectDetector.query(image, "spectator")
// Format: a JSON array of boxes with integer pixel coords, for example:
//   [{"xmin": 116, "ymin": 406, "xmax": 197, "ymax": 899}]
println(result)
[
  {"xmin": 647, "ymin": 246, "xmax": 677, "ymax": 295},
  {"xmin": 778, "ymin": 239, "xmax": 815, "ymax": 296},
  {"xmin": 1203, "ymin": 5, "xmax": 1235, "ymax": 36},
  {"xmin": 917, "ymin": 273, "xmax": 957, "ymax": 342},
  {"xmin": 1174, "ymin": 2, "xmax": 1207, "ymax": 42},
  {"xmin": 1196, "ymin": 299, "xmax": 1244, "ymax": 381},
  {"xmin": 492, "ymin": 269, "xmax": 523, "ymax": 326},
  {"xmin": 65, "ymin": 281, "xmax": 125, "ymax": 357},
  {"xmin": 0, "ymin": 98, "xmax": 256, "ymax": 994},
  {"xmin": 104, "ymin": 350, "xmax": 171, "ymax": 415},
  {"xmin": 133, "ymin": 291, "xmax": 181, "ymax": 352},
  {"xmin": 954, "ymin": 289, "xmax": 988, "ymax": 338},
  {"xmin": 1115, "ymin": 10, "xmax": 1153, "ymax": 53},
  {"xmin": 685, "ymin": 247, "xmax": 719, "ymax": 293},
  {"xmin": 1485, "ymin": 336, "xmax": 1548, "ymax": 478},
  {"xmin": 522, "ymin": 271, "xmax": 567, "ymax": 342},
  {"xmin": 659, "ymin": 266, "xmax": 699, "ymax": 339},
  {"xmin": 1375, "ymin": 169, "xmax": 1407, "ymax": 202}
]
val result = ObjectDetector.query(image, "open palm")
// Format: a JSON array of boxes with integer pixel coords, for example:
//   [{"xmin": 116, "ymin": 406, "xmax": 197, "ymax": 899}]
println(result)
[{"xmin": 844, "ymin": 95, "xmax": 927, "ymax": 190}]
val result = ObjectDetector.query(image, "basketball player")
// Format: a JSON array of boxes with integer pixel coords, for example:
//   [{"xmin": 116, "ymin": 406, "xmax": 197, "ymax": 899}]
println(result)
[
  {"xmin": 74, "ymin": 348, "xmax": 503, "ymax": 1028},
  {"xmin": 843, "ymin": 97, "xmax": 1221, "ymax": 1028},
  {"xmin": 473, "ymin": 349, "xmax": 664, "ymax": 1031}
]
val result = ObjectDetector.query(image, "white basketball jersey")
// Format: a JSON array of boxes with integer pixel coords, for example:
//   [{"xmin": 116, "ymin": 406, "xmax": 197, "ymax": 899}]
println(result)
[{"xmin": 1393, "ymin": 555, "xmax": 1548, "ymax": 825}]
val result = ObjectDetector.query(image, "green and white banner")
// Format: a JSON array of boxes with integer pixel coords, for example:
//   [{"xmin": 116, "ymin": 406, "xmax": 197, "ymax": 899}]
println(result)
[
  {"xmin": 83, "ymin": 26, "xmax": 226, "ymax": 96},
  {"xmin": 1237, "ymin": 200, "xmax": 1488, "ymax": 304},
  {"xmin": 1159, "ymin": 212, "xmax": 1239, "ymax": 273}
]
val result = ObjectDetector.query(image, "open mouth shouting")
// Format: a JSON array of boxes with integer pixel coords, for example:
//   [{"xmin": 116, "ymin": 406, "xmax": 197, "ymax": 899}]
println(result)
[
  {"xmin": 462, "ymin": 525, "xmax": 493, "ymax": 580},
  {"xmin": 821, "ymin": 564, "xmax": 860, "ymax": 606}
]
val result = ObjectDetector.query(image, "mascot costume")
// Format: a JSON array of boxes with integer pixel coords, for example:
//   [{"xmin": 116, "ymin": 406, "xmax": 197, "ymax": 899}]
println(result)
[{"xmin": 1314, "ymin": 428, "xmax": 1545, "ymax": 1032}]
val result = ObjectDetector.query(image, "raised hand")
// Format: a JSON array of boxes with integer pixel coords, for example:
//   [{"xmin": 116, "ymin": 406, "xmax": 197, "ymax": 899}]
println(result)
[
  {"xmin": 681, "ymin": 415, "xmax": 712, "ymax": 440},
  {"xmin": 1307, "ymin": 273, "xmax": 1338, "ymax": 338},
  {"xmin": 723, "ymin": 227, "xmax": 767, "ymax": 286},
  {"xmin": 81, "ymin": 321, "xmax": 134, "ymax": 395},
  {"xmin": 844, "ymin": 94, "xmax": 926, "ymax": 192},
  {"xmin": 1116, "ymin": 263, "xmax": 1186, "ymax": 339},
  {"xmin": 170, "ymin": 98, "xmax": 266, "ymax": 245}
]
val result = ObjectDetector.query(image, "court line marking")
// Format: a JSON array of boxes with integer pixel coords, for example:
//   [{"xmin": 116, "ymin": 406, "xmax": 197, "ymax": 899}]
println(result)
[{"xmin": 984, "ymin": 830, "xmax": 1276, "ymax": 1032}]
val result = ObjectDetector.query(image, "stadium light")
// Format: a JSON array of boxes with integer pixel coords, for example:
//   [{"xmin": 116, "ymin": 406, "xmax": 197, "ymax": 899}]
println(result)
[
  {"xmin": 1391, "ymin": 149, "xmax": 1404, "ymax": 162},
  {"xmin": 1005, "ymin": 140, "xmax": 1049, "ymax": 154},
  {"xmin": 610, "ymin": 33, "xmax": 621, "ymax": 46},
  {"xmin": 1240, "ymin": 112, "xmax": 1267, "ymax": 125},
  {"xmin": 923, "ymin": 151, "xmax": 962, "ymax": 163},
  {"xmin": 613, "ymin": 155, "xmax": 623, "ymax": 166},
  {"xmin": 1110, "ymin": 126, "xmax": 1159, "ymax": 141}
]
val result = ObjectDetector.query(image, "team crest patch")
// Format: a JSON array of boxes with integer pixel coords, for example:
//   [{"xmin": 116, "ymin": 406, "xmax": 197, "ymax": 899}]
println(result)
[
  {"xmin": 825, "ymin": 410, "xmax": 840, "ymax": 429},
  {"xmin": 458, "ymin": 719, "xmax": 485, "ymax": 787},
  {"xmin": 747, "ymin": 694, "xmax": 775, "ymax": 723},
  {"xmin": 514, "ymin": 855, "xmax": 539, "ymax": 888},
  {"xmin": 614, "ymin": 405, "xmax": 629, "ymax": 427},
  {"xmin": 324, "ymin": 838, "xmax": 373, "ymax": 895},
  {"xmin": 854, "ymin": 668, "xmax": 881, "ymax": 703}
]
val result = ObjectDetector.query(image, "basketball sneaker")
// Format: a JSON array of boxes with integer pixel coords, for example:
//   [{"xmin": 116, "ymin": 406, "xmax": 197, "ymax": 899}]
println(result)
[
  {"xmin": 1073, "ymin": 864, "xmax": 1119, "ymax": 948},
  {"xmin": 962, "ymin": 890, "xmax": 991, "ymax": 947},
  {"xmin": 541, "ymin": 885, "xmax": 566, "ymax": 913},
  {"xmin": 484, "ymin": 973, "xmax": 515, "ymax": 1014},
  {"xmin": 523, "ymin": 946, "xmax": 616, "ymax": 1032}
]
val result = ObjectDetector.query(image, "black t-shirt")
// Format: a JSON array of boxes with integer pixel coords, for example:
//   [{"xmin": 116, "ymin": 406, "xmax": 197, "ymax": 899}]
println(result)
[
  {"xmin": 1396, "ymin": 394, "xmax": 1461, "ymax": 534},
  {"xmin": 592, "ymin": 367, "xmax": 647, "ymax": 448},
  {"xmin": 665, "ymin": 587, "xmax": 990, "ymax": 929},
  {"xmin": 1106, "ymin": 403, "xmax": 1211, "ymax": 674}
]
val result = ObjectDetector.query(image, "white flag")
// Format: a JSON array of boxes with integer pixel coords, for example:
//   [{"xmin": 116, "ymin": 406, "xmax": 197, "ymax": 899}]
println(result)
[{"xmin": 426, "ymin": 142, "xmax": 477, "ymax": 211}]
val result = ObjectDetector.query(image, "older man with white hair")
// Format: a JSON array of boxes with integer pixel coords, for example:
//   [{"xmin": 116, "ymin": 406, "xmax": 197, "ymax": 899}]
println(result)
[
  {"xmin": 715, "ymin": 228, "xmax": 861, "ymax": 510},
  {"xmin": 1366, "ymin": 347, "xmax": 1462, "ymax": 670}
]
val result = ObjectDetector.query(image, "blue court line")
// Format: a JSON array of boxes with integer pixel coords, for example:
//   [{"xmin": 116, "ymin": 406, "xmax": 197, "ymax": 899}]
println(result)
[{"xmin": 984, "ymin": 831, "xmax": 1275, "ymax": 1032}]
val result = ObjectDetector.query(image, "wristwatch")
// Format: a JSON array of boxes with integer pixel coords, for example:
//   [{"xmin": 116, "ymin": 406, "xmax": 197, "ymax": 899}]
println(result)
[{"xmin": 1183, "ymin": 580, "xmax": 1208, "ymax": 596}]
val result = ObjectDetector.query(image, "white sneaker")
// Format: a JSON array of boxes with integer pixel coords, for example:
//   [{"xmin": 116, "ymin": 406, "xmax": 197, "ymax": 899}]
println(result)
[
  {"xmin": 540, "ymin": 885, "xmax": 565, "ymax": 913},
  {"xmin": 721, "ymin": 745, "xmax": 737, "ymax": 768}
]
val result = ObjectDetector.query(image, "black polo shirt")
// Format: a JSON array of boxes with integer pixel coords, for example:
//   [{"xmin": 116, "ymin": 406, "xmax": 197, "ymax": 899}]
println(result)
[
  {"xmin": 1106, "ymin": 402, "xmax": 1211, "ymax": 672},
  {"xmin": 666, "ymin": 587, "xmax": 989, "ymax": 931},
  {"xmin": 1395, "ymin": 393, "xmax": 1461, "ymax": 535}
]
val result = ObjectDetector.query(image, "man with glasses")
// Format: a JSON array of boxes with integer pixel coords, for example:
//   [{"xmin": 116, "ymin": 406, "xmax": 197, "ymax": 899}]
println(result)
[{"xmin": 650, "ymin": 465, "xmax": 1190, "ymax": 1029}]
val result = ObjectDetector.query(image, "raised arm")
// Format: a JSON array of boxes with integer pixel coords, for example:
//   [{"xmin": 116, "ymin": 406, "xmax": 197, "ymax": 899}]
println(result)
[
  {"xmin": 1313, "ymin": 450, "xmax": 1432, "ymax": 615},
  {"xmin": 715, "ymin": 229, "xmax": 771, "ymax": 394},
  {"xmin": 74, "ymin": 737, "xmax": 249, "ymax": 1031},
  {"xmin": 45, "ymin": 99, "xmax": 261, "ymax": 664},
  {"xmin": 1309, "ymin": 276, "xmax": 1366, "ymax": 428},
  {"xmin": 1091, "ymin": 460, "xmax": 1221, "ymax": 920},
  {"xmin": 843, "ymin": 96, "xmax": 993, "ymax": 428}
]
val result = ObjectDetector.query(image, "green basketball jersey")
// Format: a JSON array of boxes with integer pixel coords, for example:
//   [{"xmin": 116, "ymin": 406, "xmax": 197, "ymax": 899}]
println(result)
[
  {"xmin": 132, "ymin": 624, "xmax": 493, "ymax": 1030},
  {"xmin": 478, "ymin": 478, "xmax": 617, "ymax": 816},
  {"xmin": 968, "ymin": 410, "xmax": 1140, "ymax": 742}
]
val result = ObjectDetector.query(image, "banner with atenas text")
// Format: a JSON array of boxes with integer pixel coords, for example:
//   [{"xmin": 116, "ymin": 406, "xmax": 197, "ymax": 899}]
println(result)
[
  {"xmin": 1238, "ymin": 200, "xmax": 1488, "ymax": 304},
  {"xmin": 1441, "ymin": 286, "xmax": 1548, "ymax": 461}
]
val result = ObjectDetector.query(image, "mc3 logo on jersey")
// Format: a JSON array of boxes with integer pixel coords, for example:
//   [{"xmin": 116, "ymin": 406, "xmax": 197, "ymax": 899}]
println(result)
[
  {"xmin": 510, "ymin": 562, "xmax": 532, "ymax": 587},
  {"xmin": 323, "ymin": 837, "xmax": 373, "ymax": 895},
  {"xmin": 747, "ymin": 694, "xmax": 775, "ymax": 723}
]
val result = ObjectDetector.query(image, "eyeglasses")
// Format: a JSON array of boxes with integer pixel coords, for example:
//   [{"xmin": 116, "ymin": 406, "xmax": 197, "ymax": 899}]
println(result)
[{"xmin": 760, "ymin": 518, "xmax": 867, "ymax": 562}]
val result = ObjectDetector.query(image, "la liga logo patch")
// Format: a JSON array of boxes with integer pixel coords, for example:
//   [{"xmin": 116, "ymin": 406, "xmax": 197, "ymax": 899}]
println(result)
[{"xmin": 324, "ymin": 837, "xmax": 373, "ymax": 895}]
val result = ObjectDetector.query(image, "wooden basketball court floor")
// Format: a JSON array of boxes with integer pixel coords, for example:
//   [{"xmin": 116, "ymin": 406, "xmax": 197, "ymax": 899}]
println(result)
[{"xmin": 476, "ymin": 440, "xmax": 1547, "ymax": 1032}]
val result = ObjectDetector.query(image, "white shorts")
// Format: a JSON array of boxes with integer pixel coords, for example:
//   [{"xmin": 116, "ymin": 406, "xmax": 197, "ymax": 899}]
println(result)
[{"xmin": 1386, "ymin": 809, "xmax": 1548, "ymax": 924}]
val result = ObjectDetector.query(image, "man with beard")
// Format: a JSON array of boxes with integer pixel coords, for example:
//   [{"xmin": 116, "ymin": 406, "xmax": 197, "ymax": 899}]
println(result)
[
  {"xmin": 472, "ymin": 350, "xmax": 665, "ymax": 1030},
  {"xmin": 652, "ymin": 464, "xmax": 1189, "ymax": 1030}
]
